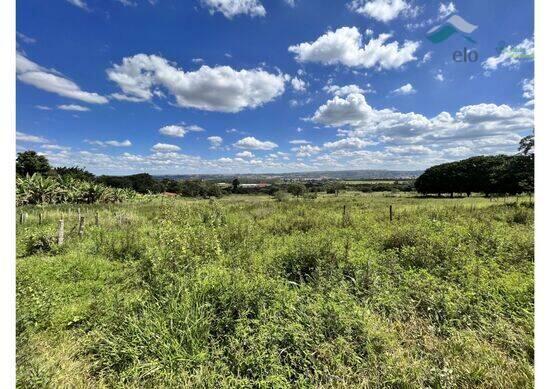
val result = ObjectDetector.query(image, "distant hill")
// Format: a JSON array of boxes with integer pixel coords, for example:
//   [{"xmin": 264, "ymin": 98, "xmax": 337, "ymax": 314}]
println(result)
[{"xmin": 155, "ymin": 169, "xmax": 423, "ymax": 183}]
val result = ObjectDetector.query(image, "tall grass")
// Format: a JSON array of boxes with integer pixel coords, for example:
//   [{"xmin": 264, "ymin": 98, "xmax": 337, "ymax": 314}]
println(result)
[{"xmin": 16, "ymin": 193, "xmax": 534, "ymax": 387}]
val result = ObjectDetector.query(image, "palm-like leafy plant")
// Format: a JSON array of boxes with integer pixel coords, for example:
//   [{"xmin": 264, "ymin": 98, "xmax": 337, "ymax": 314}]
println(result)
[
  {"xmin": 16, "ymin": 174, "xmax": 62, "ymax": 205},
  {"xmin": 16, "ymin": 174, "xmax": 136, "ymax": 205}
]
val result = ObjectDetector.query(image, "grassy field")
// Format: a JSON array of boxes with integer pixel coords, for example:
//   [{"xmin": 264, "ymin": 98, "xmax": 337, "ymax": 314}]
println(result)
[{"xmin": 16, "ymin": 192, "xmax": 534, "ymax": 388}]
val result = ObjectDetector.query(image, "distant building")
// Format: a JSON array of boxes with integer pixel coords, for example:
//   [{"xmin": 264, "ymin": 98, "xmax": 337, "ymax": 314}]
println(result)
[{"xmin": 240, "ymin": 183, "xmax": 270, "ymax": 188}]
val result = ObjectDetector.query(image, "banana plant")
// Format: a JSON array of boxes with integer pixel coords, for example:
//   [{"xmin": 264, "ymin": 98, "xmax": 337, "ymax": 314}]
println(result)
[{"xmin": 16, "ymin": 173, "xmax": 137, "ymax": 205}]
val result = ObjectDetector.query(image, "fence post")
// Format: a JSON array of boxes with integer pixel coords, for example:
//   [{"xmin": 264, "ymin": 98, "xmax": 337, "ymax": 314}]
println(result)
[
  {"xmin": 57, "ymin": 219, "xmax": 64, "ymax": 245},
  {"xmin": 342, "ymin": 205, "xmax": 350, "ymax": 227},
  {"xmin": 78, "ymin": 208, "xmax": 81, "ymax": 221},
  {"xmin": 389, "ymin": 205, "xmax": 393, "ymax": 222},
  {"xmin": 95, "ymin": 211, "xmax": 99, "ymax": 226},
  {"xmin": 343, "ymin": 205, "xmax": 346, "ymax": 225},
  {"xmin": 19, "ymin": 212, "xmax": 23, "ymax": 225},
  {"xmin": 38, "ymin": 213, "xmax": 43, "ymax": 225},
  {"xmin": 78, "ymin": 216, "xmax": 85, "ymax": 237}
]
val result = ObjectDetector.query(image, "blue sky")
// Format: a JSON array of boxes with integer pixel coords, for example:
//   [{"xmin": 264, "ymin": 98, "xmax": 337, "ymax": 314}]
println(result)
[{"xmin": 16, "ymin": 0, "xmax": 534, "ymax": 174}]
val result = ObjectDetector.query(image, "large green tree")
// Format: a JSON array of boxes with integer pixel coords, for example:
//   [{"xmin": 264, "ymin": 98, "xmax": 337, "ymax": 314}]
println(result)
[
  {"xmin": 519, "ymin": 134, "xmax": 534, "ymax": 156},
  {"xmin": 287, "ymin": 182, "xmax": 307, "ymax": 197},
  {"xmin": 16, "ymin": 150, "xmax": 51, "ymax": 176},
  {"xmin": 415, "ymin": 155, "xmax": 533, "ymax": 196}
]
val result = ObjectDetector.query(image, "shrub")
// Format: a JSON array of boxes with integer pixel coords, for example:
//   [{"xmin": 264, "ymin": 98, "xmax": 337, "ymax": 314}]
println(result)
[
  {"xmin": 24, "ymin": 232, "xmax": 60, "ymax": 257},
  {"xmin": 508, "ymin": 207, "xmax": 532, "ymax": 225},
  {"xmin": 272, "ymin": 190, "xmax": 289, "ymax": 202}
]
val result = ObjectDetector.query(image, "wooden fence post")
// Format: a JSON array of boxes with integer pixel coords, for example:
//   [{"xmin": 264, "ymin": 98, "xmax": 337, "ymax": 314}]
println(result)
[
  {"xmin": 342, "ymin": 205, "xmax": 346, "ymax": 225},
  {"xmin": 95, "ymin": 211, "xmax": 99, "ymax": 226},
  {"xmin": 38, "ymin": 213, "xmax": 43, "ymax": 225},
  {"xmin": 57, "ymin": 219, "xmax": 64, "ymax": 245},
  {"xmin": 78, "ymin": 216, "xmax": 85, "ymax": 237},
  {"xmin": 342, "ymin": 205, "xmax": 351, "ymax": 227},
  {"xmin": 19, "ymin": 212, "xmax": 23, "ymax": 225},
  {"xmin": 389, "ymin": 205, "xmax": 393, "ymax": 222}
]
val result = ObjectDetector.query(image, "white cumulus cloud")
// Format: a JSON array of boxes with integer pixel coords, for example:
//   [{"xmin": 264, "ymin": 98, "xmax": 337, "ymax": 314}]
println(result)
[
  {"xmin": 522, "ymin": 78, "xmax": 534, "ymax": 106},
  {"xmin": 86, "ymin": 139, "xmax": 132, "ymax": 147},
  {"xmin": 159, "ymin": 125, "xmax": 187, "ymax": 137},
  {"xmin": 323, "ymin": 137, "xmax": 375, "ymax": 150},
  {"xmin": 58, "ymin": 104, "xmax": 90, "ymax": 111},
  {"xmin": 207, "ymin": 136, "xmax": 224, "ymax": 148},
  {"xmin": 236, "ymin": 150, "xmax": 254, "ymax": 158},
  {"xmin": 310, "ymin": 93, "xmax": 534, "ymax": 151},
  {"xmin": 107, "ymin": 54, "xmax": 286, "ymax": 112},
  {"xmin": 438, "ymin": 2, "xmax": 457, "ymax": 19},
  {"xmin": 391, "ymin": 83, "xmax": 416, "ymax": 95},
  {"xmin": 291, "ymin": 77, "xmax": 307, "ymax": 91},
  {"xmin": 323, "ymin": 84, "xmax": 372, "ymax": 96},
  {"xmin": 233, "ymin": 136, "xmax": 278, "ymax": 150},
  {"xmin": 288, "ymin": 27, "xmax": 419, "ymax": 70},
  {"xmin": 289, "ymin": 139, "xmax": 311, "ymax": 144},
  {"xmin": 16, "ymin": 131, "xmax": 49, "ymax": 143},
  {"xmin": 16, "ymin": 52, "xmax": 108, "ymax": 104},
  {"xmin": 151, "ymin": 143, "xmax": 181, "ymax": 152},
  {"xmin": 348, "ymin": 0, "xmax": 414, "ymax": 22},
  {"xmin": 158, "ymin": 124, "xmax": 204, "ymax": 138},
  {"xmin": 200, "ymin": 0, "xmax": 266, "ymax": 19},
  {"xmin": 292, "ymin": 144, "xmax": 321, "ymax": 157},
  {"xmin": 66, "ymin": 0, "xmax": 89, "ymax": 10}
]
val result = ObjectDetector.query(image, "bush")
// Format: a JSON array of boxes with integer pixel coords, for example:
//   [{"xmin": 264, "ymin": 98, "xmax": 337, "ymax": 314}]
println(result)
[
  {"xmin": 508, "ymin": 207, "xmax": 532, "ymax": 225},
  {"xmin": 303, "ymin": 192, "xmax": 318, "ymax": 201},
  {"xmin": 24, "ymin": 232, "xmax": 60, "ymax": 257},
  {"xmin": 272, "ymin": 190, "xmax": 289, "ymax": 202}
]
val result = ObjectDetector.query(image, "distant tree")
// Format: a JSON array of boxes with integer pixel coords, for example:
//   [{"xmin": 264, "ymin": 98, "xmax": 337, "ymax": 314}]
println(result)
[
  {"xmin": 96, "ymin": 175, "xmax": 134, "ymax": 190},
  {"xmin": 53, "ymin": 166, "xmax": 95, "ymax": 181},
  {"xmin": 129, "ymin": 173, "xmax": 161, "ymax": 193},
  {"xmin": 159, "ymin": 178, "xmax": 181, "ymax": 193},
  {"xmin": 232, "ymin": 178, "xmax": 240, "ymax": 191},
  {"xmin": 326, "ymin": 181, "xmax": 346, "ymax": 196},
  {"xmin": 287, "ymin": 182, "xmax": 307, "ymax": 197},
  {"xmin": 519, "ymin": 134, "xmax": 534, "ymax": 156},
  {"xmin": 97, "ymin": 173, "xmax": 161, "ymax": 193},
  {"xmin": 272, "ymin": 190, "xmax": 289, "ymax": 202},
  {"xmin": 177, "ymin": 180, "xmax": 223, "ymax": 198},
  {"xmin": 207, "ymin": 182, "xmax": 223, "ymax": 198},
  {"xmin": 16, "ymin": 150, "xmax": 51, "ymax": 176}
]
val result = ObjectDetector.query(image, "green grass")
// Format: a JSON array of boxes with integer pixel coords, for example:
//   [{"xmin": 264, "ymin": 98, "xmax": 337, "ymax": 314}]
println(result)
[{"xmin": 16, "ymin": 193, "xmax": 534, "ymax": 387}]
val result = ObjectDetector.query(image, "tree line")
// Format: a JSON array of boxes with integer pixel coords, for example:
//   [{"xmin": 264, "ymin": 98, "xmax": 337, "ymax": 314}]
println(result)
[
  {"xmin": 415, "ymin": 136, "xmax": 534, "ymax": 197},
  {"xmin": 17, "ymin": 132, "xmax": 534, "ymax": 201}
]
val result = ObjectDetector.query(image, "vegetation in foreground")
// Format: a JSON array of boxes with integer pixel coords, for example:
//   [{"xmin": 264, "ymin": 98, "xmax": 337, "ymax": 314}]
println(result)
[{"xmin": 16, "ymin": 193, "xmax": 534, "ymax": 387}]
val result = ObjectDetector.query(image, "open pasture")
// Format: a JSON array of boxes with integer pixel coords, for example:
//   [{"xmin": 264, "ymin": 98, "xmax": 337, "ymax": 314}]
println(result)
[{"xmin": 16, "ymin": 193, "xmax": 534, "ymax": 388}]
